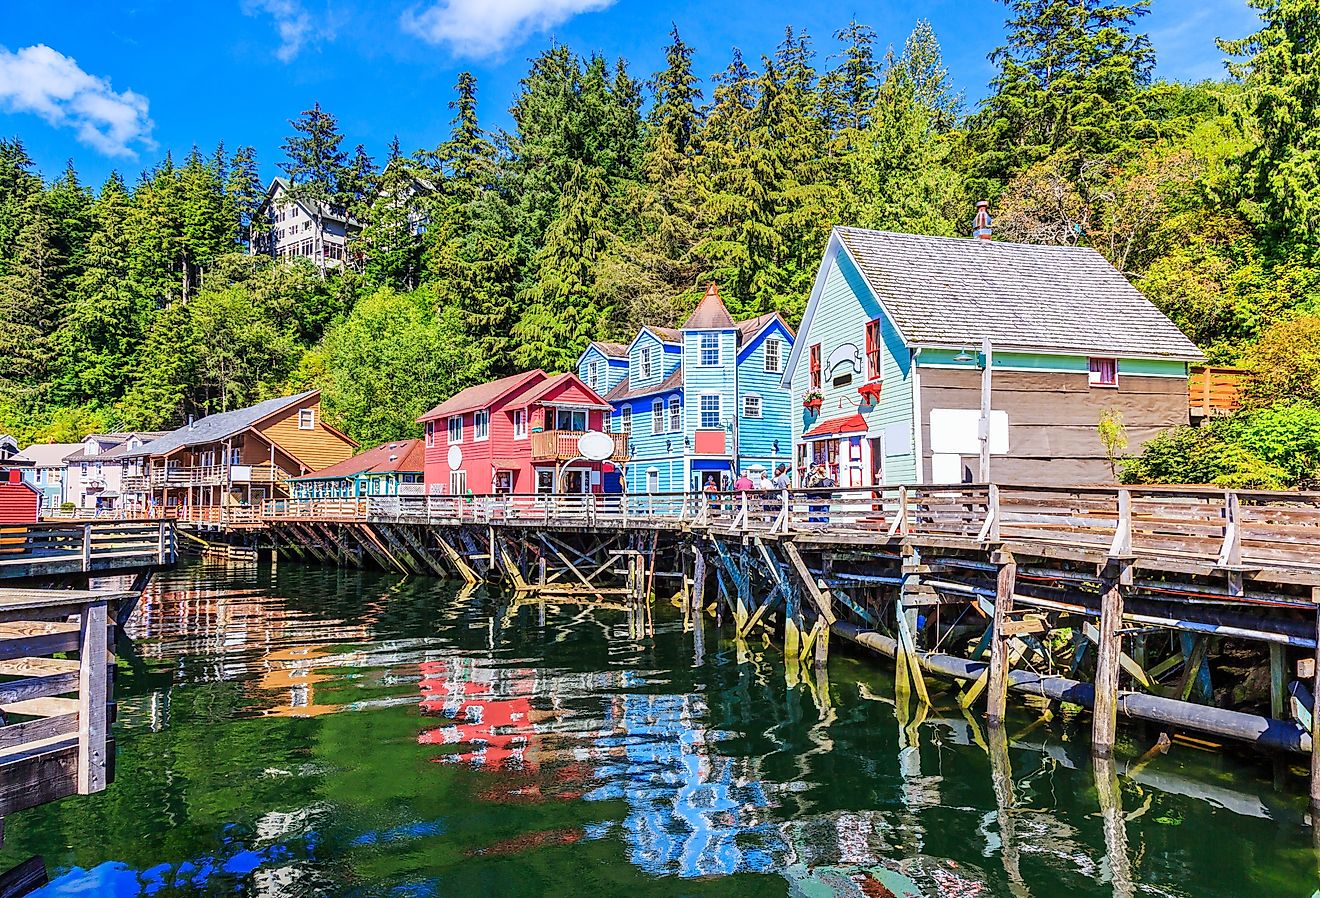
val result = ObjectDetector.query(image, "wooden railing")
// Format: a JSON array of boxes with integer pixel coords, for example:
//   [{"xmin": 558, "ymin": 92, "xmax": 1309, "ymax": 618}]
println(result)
[
  {"xmin": 1189, "ymin": 365, "xmax": 1244, "ymax": 417},
  {"xmin": 0, "ymin": 521, "xmax": 175, "ymax": 578},
  {"xmin": 0, "ymin": 589, "xmax": 124, "ymax": 815},
  {"xmin": 123, "ymin": 463, "xmax": 288, "ymax": 491},
  {"xmin": 529, "ymin": 430, "xmax": 628, "ymax": 461},
  {"xmin": 260, "ymin": 484, "xmax": 1320, "ymax": 573}
]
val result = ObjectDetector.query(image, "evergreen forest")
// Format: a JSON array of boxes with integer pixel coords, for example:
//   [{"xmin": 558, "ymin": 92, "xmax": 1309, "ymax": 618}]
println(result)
[{"xmin": 3, "ymin": 0, "xmax": 1320, "ymax": 486}]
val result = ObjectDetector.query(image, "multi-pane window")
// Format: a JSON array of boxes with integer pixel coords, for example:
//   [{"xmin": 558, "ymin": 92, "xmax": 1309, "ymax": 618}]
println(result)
[
  {"xmin": 700, "ymin": 394, "xmax": 721, "ymax": 429},
  {"xmin": 668, "ymin": 397, "xmax": 681, "ymax": 432},
  {"xmin": 447, "ymin": 416, "xmax": 463, "ymax": 443},
  {"xmin": 1088, "ymin": 357, "xmax": 1118, "ymax": 387},
  {"xmin": 652, "ymin": 399, "xmax": 664, "ymax": 434},
  {"xmin": 298, "ymin": 408, "xmax": 316, "ymax": 430},
  {"xmin": 555, "ymin": 409, "xmax": 587, "ymax": 431},
  {"xmin": 865, "ymin": 320, "xmax": 883, "ymax": 380},
  {"xmin": 743, "ymin": 394, "xmax": 762, "ymax": 418},
  {"xmin": 640, "ymin": 347, "xmax": 654, "ymax": 380},
  {"xmin": 621, "ymin": 406, "xmax": 632, "ymax": 434},
  {"xmin": 449, "ymin": 470, "xmax": 467, "ymax": 496},
  {"xmin": 426, "ymin": 421, "xmax": 435, "ymax": 448},
  {"xmin": 512, "ymin": 409, "xmax": 527, "ymax": 439},
  {"xmin": 474, "ymin": 409, "xmax": 489, "ymax": 440},
  {"xmin": 809, "ymin": 344, "xmax": 822, "ymax": 390},
  {"xmin": 764, "ymin": 339, "xmax": 782, "ymax": 373},
  {"xmin": 589, "ymin": 360, "xmax": 600, "ymax": 390},
  {"xmin": 700, "ymin": 333, "xmax": 720, "ymax": 367}
]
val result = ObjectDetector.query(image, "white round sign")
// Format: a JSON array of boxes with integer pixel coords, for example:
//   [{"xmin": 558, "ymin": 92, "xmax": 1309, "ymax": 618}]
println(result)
[
  {"xmin": 447, "ymin": 444, "xmax": 463, "ymax": 471},
  {"xmin": 577, "ymin": 430, "xmax": 615, "ymax": 462}
]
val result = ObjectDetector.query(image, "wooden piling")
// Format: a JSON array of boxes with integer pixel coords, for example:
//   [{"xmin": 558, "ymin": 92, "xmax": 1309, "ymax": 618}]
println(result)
[
  {"xmin": 76, "ymin": 599, "xmax": 108, "ymax": 795},
  {"xmin": 1093, "ymin": 559, "xmax": 1129, "ymax": 758},
  {"xmin": 1311, "ymin": 596, "xmax": 1320, "ymax": 813},
  {"xmin": 986, "ymin": 549, "xmax": 1016, "ymax": 725}
]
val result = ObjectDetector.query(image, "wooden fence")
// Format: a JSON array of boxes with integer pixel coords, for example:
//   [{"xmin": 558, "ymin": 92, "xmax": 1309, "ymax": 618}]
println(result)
[
  {"xmin": 0, "ymin": 521, "xmax": 175, "ymax": 580},
  {"xmin": 1189, "ymin": 365, "xmax": 1244, "ymax": 417},
  {"xmin": 0, "ymin": 589, "xmax": 123, "ymax": 816},
  {"xmin": 260, "ymin": 484, "xmax": 1320, "ymax": 575}
]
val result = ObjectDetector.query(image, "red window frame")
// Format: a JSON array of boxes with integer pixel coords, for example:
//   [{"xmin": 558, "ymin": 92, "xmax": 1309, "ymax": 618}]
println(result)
[
  {"xmin": 809, "ymin": 344, "xmax": 822, "ymax": 391},
  {"xmin": 1088, "ymin": 357, "xmax": 1118, "ymax": 387},
  {"xmin": 865, "ymin": 320, "xmax": 882, "ymax": 381}
]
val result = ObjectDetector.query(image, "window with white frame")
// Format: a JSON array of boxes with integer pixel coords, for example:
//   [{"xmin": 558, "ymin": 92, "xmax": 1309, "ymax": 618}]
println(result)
[
  {"xmin": 298, "ymin": 408, "xmax": 316, "ymax": 430},
  {"xmin": 652, "ymin": 399, "xmax": 664, "ymax": 434},
  {"xmin": 589, "ymin": 360, "xmax": 600, "ymax": 389},
  {"xmin": 668, "ymin": 397, "xmax": 681, "ymax": 432},
  {"xmin": 512, "ymin": 409, "xmax": 527, "ymax": 439},
  {"xmin": 640, "ymin": 347, "xmax": 654, "ymax": 381},
  {"xmin": 449, "ymin": 470, "xmax": 467, "ymax": 495},
  {"xmin": 646, "ymin": 468, "xmax": 659, "ymax": 494},
  {"xmin": 474, "ymin": 409, "xmax": 490, "ymax": 440},
  {"xmin": 425, "ymin": 421, "xmax": 435, "ymax": 447},
  {"xmin": 764, "ymin": 339, "xmax": 781, "ymax": 373},
  {"xmin": 1088, "ymin": 357, "xmax": 1118, "ymax": 387},
  {"xmin": 447, "ymin": 415, "xmax": 463, "ymax": 443},
  {"xmin": 743, "ymin": 394, "xmax": 762, "ymax": 418},
  {"xmin": 700, "ymin": 394, "xmax": 721, "ymax": 429},
  {"xmin": 621, "ymin": 406, "xmax": 632, "ymax": 433},
  {"xmin": 699, "ymin": 333, "xmax": 720, "ymax": 367}
]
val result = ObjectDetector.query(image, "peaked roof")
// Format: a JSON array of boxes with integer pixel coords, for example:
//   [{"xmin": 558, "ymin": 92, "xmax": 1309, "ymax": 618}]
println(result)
[
  {"xmin": 505, "ymin": 372, "xmax": 612, "ymax": 410},
  {"xmin": 124, "ymin": 391, "xmax": 324, "ymax": 457},
  {"xmin": 830, "ymin": 227, "xmax": 1203, "ymax": 361},
  {"xmin": 15, "ymin": 442, "xmax": 85, "ymax": 466},
  {"xmin": 289, "ymin": 439, "xmax": 425, "ymax": 481},
  {"xmin": 605, "ymin": 366, "xmax": 685, "ymax": 403},
  {"xmin": 587, "ymin": 340, "xmax": 630, "ymax": 359},
  {"xmin": 683, "ymin": 284, "xmax": 736, "ymax": 330},
  {"xmin": 417, "ymin": 371, "xmax": 546, "ymax": 422}
]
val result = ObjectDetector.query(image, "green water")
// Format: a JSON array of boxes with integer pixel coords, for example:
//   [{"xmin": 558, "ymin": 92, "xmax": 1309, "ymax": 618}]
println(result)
[{"xmin": 3, "ymin": 560, "xmax": 1319, "ymax": 897}]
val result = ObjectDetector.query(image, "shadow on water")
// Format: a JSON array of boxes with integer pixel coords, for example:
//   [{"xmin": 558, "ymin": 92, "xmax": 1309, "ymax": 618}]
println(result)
[{"xmin": 2, "ymin": 559, "xmax": 1320, "ymax": 896}]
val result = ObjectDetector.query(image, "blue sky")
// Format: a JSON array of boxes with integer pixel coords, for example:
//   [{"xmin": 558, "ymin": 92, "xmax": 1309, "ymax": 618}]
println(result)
[{"xmin": 1, "ymin": 0, "xmax": 1262, "ymax": 188}]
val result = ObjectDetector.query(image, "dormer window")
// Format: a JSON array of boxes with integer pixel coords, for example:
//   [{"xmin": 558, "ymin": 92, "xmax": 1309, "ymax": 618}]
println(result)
[
  {"xmin": 588, "ymin": 360, "xmax": 600, "ymax": 390},
  {"xmin": 641, "ymin": 347, "xmax": 654, "ymax": 381}
]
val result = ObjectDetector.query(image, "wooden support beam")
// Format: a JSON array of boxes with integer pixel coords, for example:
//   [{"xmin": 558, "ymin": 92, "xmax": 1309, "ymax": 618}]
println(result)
[
  {"xmin": 985, "ymin": 549, "xmax": 1016, "ymax": 725},
  {"xmin": 1092, "ymin": 559, "xmax": 1130, "ymax": 758},
  {"xmin": 76, "ymin": 599, "xmax": 108, "ymax": 795},
  {"xmin": 1311, "ymin": 593, "xmax": 1320, "ymax": 815},
  {"xmin": 1270, "ymin": 642, "xmax": 1287, "ymax": 722}
]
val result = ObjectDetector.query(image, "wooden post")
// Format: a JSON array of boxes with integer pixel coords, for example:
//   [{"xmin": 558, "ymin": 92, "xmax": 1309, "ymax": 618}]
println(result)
[
  {"xmin": 1270, "ymin": 642, "xmax": 1287, "ymax": 721},
  {"xmin": 986, "ymin": 549, "xmax": 1017, "ymax": 725},
  {"xmin": 978, "ymin": 338, "xmax": 993, "ymax": 483},
  {"xmin": 81, "ymin": 524, "xmax": 92, "ymax": 571},
  {"xmin": 157, "ymin": 521, "xmax": 168, "ymax": 564},
  {"xmin": 692, "ymin": 545, "xmax": 707, "ymax": 663},
  {"xmin": 77, "ymin": 599, "xmax": 109, "ymax": 794},
  {"xmin": 1311, "ymin": 595, "xmax": 1320, "ymax": 814},
  {"xmin": 1093, "ymin": 559, "xmax": 1128, "ymax": 758}
]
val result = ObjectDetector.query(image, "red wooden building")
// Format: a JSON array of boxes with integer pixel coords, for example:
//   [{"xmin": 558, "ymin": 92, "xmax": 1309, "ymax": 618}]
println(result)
[
  {"xmin": 418, "ymin": 370, "xmax": 625, "ymax": 495},
  {"xmin": 0, "ymin": 469, "xmax": 40, "ymax": 523}
]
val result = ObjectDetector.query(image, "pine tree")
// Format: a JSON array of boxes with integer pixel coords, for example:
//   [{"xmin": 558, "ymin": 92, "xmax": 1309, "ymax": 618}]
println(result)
[
  {"xmin": 280, "ymin": 102, "xmax": 350, "ymax": 212},
  {"xmin": 978, "ymin": 0, "xmax": 1155, "ymax": 179},
  {"xmin": 0, "ymin": 190, "xmax": 64, "ymax": 383},
  {"xmin": 0, "ymin": 138, "xmax": 42, "ymax": 278},
  {"xmin": 1220, "ymin": 0, "xmax": 1320, "ymax": 237},
  {"xmin": 649, "ymin": 26, "xmax": 703, "ymax": 155},
  {"xmin": 822, "ymin": 20, "xmax": 879, "ymax": 136},
  {"xmin": 227, "ymin": 145, "xmax": 264, "ymax": 249},
  {"xmin": 179, "ymin": 147, "xmax": 236, "ymax": 295},
  {"xmin": 902, "ymin": 20, "xmax": 962, "ymax": 132}
]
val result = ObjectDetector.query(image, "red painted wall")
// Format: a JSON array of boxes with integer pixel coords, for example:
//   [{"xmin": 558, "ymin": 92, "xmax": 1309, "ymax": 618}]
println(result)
[
  {"xmin": 422, "ymin": 375, "xmax": 612, "ymax": 495},
  {"xmin": 0, "ymin": 473, "xmax": 40, "ymax": 523}
]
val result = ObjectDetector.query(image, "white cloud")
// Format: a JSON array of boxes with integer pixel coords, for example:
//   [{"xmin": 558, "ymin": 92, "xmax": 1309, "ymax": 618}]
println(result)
[
  {"xmin": 0, "ymin": 44, "xmax": 153, "ymax": 157},
  {"xmin": 401, "ymin": 0, "xmax": 616, "ymax": 59},
  {"xmin": 243, "ymin": 0, "xmax": 334, "ymax": 62}
]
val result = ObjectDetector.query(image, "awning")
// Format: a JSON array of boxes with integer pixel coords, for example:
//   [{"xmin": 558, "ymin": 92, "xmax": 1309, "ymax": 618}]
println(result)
[
  {"xmin": 803, "ymin": 413, "xmax": 867, "ymax": 440},
  {"xmin": 491, "ymin": 458, "xmax": 522, "ymax": 470},
  {"xmin": 691, "ymin": 459, "xmax": 732, "ymax": 472}
]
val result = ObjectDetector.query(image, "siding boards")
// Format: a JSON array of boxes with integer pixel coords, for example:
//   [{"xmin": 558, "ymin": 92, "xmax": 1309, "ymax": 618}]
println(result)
[{"xmin": 257, "ymin": 400, "xmax": 355, "ymax": 473}]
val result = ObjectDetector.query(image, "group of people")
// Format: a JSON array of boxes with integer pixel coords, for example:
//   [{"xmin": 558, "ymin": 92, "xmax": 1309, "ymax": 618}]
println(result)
[{"xmin": 700, "ymin": 463, "xmax": 838, "ymax": 493}]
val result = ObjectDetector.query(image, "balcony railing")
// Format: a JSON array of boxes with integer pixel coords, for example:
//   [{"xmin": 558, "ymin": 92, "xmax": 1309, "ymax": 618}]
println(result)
[
  {"xmin": 529, "ymin": 430, "xmax": 628, "ymax": 462},
  {"xmin": 121, "ymin": 464, "xmax": 289, "ymax": 492}
]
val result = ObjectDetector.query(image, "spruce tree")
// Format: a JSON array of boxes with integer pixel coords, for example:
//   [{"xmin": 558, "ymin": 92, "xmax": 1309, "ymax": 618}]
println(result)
[{"xmin": 227, "ymin": 145, "xmax": 264, "ymax": 249}]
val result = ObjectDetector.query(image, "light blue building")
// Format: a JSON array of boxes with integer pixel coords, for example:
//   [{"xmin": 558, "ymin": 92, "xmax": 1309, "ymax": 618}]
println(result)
[{"xmin": 578, "ymin": 285, "xmax": 795, "ymax": 494}]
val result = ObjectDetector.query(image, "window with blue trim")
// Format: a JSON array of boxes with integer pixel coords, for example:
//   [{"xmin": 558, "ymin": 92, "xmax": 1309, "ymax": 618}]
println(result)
[
  {"xmin": 699, "ymin": 333, "xmax": 720, "ymax": 367},
  {"xmin": 700, "ymin": 394, "xmax": 720, "ymax": 428}
]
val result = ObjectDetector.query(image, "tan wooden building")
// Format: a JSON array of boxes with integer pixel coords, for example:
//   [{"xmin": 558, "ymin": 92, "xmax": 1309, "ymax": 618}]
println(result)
[{"xmin": 121, "ymin": 391, "xmax": 356, "ymax": 521}]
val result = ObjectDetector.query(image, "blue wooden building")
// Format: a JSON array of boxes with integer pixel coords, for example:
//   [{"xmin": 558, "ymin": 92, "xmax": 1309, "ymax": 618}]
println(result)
[
  {"xmin": 287, "ymin": 439, "xmax": 426, "ymax": 499},
  {"xmin": 578, "ymin": 285, "xmax": 795, "ymax": 493}
]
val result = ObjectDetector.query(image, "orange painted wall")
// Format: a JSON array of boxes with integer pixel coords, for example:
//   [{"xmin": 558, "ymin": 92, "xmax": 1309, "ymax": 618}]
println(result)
[{"xmin": 256, "ymin": 399, "xmax": 356, "ymax": 474}]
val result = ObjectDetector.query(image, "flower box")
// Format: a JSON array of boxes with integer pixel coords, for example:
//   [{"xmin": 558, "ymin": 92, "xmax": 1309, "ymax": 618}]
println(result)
[{"xmin": 858, "ymin": 381, "xmax": 883, "ymax": 404}]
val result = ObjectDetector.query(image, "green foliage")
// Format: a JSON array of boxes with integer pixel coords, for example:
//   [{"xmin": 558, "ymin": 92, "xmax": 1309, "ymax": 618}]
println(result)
[
  {"xmin": 1120, "ymin": 421, "xmax": 1290, "ymax": 489},
  {"xmin": 317, "ymin": 287, "xmax": 487, "ymax": 445},
  {"xmin": 1241, "ymin": 315, "xmax": 1320, "ymax": 407},
  {"xmin": 1097, "ymin": 408, "xmax": 1129, "ymax": 480}
]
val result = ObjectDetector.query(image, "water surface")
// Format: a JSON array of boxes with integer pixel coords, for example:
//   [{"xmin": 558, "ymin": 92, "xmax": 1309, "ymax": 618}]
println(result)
[{"xmin": 2, "ymin": 560, "xmax": 1318, "ymax": 896}]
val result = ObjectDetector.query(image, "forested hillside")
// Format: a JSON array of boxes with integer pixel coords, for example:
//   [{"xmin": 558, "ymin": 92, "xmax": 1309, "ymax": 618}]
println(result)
[{"xmin": 3, "ymin": 0, "xmax": 1319, "ymax": 485}]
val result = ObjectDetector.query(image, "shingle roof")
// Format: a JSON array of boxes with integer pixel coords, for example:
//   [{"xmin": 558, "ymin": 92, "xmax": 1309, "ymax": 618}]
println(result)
[
  {"xmin": 736, "ymin": 312, "xmax": 793, "ymax": 344},
  {"xmin": 589, "ymin": 340, "xmax": 630, "ymax": 359},
  {"xmin": 834, "ymin": 227, "xmax": 1203, "ymax": 361},
  {"xmin": 417, "ymin": 371, "xmax": 545, "ymax": 422},
  {"xmin": 605, "ymin": 366, "xmax": 685, "ymax": 403},
  {"xmin": 505, "ymin": 372, "xmax": 612, "ymax": 410},
  {"xmin": 288, "ymin": 439, "xmax": 425, "ymax": 481},
  {"xmin": 124, "ymin": 392, "xmax": 321, "ymax": 457},
  {"xmin": 651, "ymin": 327, "xmax": 683, "ymax": 343},
  {"xmin": 682, "ymin": 284, "xmax": 736, "ymax": 330},
  {"xmin": 15, "ymin": 443, "xmax": 84, "ymax": 467}
]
